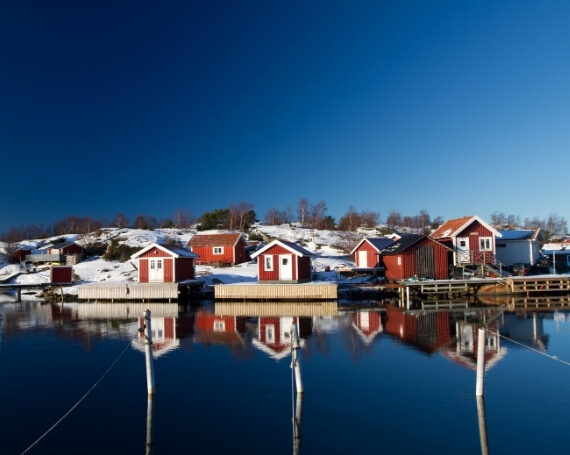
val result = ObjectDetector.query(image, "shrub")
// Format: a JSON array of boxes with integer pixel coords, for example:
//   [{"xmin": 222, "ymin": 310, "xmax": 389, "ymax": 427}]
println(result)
[{"xmin": 103, "ymin": 239, "xmax": 141, "ymax": 262}]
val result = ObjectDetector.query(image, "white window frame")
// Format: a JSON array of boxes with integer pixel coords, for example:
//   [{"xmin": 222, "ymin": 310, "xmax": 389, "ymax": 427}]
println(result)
[
  {"xmin": 266, "ymin": 324, "xmax": 275, "ymax": 343},
  {"xmin": 265, "ymin": 255, "xmax": 274, "ymax": 271},
  {"xmin": 213, "ymin": 246, "xmax": 224, "ymax": 255},
  {"xmin": 397, "ymin": 256, "xmax": 402, "ymax": 266},
  {"xmin": 479, "ymin": 237, "xmax": 492, "ymax": 251}
]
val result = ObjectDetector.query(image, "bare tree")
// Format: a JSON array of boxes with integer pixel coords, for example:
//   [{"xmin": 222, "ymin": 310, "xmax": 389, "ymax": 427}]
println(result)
[
  {"xmin": 298, "ymin": 198, "xmax": 308, "ymax": 227},
  {"xmin": 173, "ymin": 209, "xmax": 193, "ymax": 228},
  {"xmin": 386, "ymin": 210, "xmax": 401, "ymax": 229},
  {"xmin": 112, "ymin": 212, "xmax": 129, "ymax": 229}
]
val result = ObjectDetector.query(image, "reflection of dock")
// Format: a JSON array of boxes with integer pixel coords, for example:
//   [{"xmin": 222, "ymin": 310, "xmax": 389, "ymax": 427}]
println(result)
[
  {"xmin": 215, "ymin": 301, "xmax": 338, "ymax": 317},
  {"xmin": 478, "ymin": 294, "xmax": 570, "ymax": 311},
  {"xmin": 214, "ymin": 283, "xmax": 338, "ymax": 300},
  {"xmin": 77, "ymin": 303, "xmax": 180, "ymax": 319}
]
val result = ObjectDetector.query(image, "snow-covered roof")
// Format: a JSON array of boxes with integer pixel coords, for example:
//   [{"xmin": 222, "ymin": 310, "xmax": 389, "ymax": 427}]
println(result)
[
  {"xmin": 250, "ymin": 239, "xmax": 314, "ymax": 259},
  {"xmin": 499, "ymin": 229, "xmax": 542, "ymax": 241},
  {"xmin": 130, "ymin": 243, "xmax": 199, "ymax": 259}
]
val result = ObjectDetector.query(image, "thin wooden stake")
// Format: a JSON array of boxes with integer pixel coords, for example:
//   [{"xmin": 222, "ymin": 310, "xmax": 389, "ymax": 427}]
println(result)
[
  {"xmin": 476, "ymin": 327, "xmax": 486, "ymax": 396},
  {"xmin": 144, "ymin": 310, "xmax": 156, "ymax": 396}
]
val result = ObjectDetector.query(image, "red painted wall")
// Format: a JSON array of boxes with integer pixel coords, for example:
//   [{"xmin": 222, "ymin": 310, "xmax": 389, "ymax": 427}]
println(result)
[
  {"xmin": 383, "ymin": 238, "xmax": 449, "ymax": 280},
  {"xmin": 140, "ymin": 247, "xmax": 172, "ymax": 258},
  {"xmin": 139, "ymin": 258, "xmax": 149, "ymax": 282},
  {"xmin": 175, "ymin": 258, "xmax": 195, "ymax": 281},
  {"xmin": 355, "ymin": 241, "xmax": 380, "ymax": 268},
  {"xmin": 191, "ymin": 237, "xmax": 247, "ymax": 265},
  {"xmin": 459, "ymin": 221, "xmax": 495, "ymax": 264},
  {"xmin": 50, "ymin": 266, "xmax": 73, "ymax": 283},
  {"xmin": 257, "ymin": 245, "xmax": 296, "ymax": 281},
  {"xmin": 163, "ymin": 258, "xmax": 173, "ymax": 282}
]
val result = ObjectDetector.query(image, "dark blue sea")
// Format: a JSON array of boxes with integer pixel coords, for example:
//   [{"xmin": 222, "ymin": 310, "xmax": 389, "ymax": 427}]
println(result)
[{"xmin": 1, "ymin": 296, "xmax": 570, "ymax": 454}]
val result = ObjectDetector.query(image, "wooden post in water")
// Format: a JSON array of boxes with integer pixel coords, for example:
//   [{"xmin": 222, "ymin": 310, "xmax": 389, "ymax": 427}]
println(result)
[
  {"xmin": 293, "ymin": 391, "xmax": 303, "ymax": 455},
  {"xmin": 476, "ymin": 327, "xmax": 486, "ymax": 397},
  {"xmin": 144, "ymin": 310, "xmax": 156, "ymax": 396},
  {"xmin": 290, "ymin": 323, "xmax": 303, "ymax": 394},
  {"xmin": 476, "ymin": 395, "xmax": 489, "ymax": 455},
  {"xmin": 406, "ymin": 286, "xmax": 410, "ymax": 310},
  {"xmin": 146, "ymin": 395, "xmax": 154, "ymax": 455}
]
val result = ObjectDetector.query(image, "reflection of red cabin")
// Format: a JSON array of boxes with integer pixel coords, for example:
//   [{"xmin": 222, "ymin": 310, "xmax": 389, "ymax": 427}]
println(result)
[
  {"xmin": 194, "ymin": 312, "xmax": 247, "ymax": 348},
  {"xmin": 380, "ymin": 234, "xmax": 450, "ymax": 280},
  {"xmin": 441, "ymin": 321, "xmax": 505, "ymax": 370},
  {"xmin": 131, "ymin": 243, "xmax": 198, "ymax": 283},
  {"xmin": 187, "ymin": 232, "xmax": 247, "ymax": 265},
  {"xmin": 431, "ymin": 215, "xmax": 501, "ymax": 266},
  {"xmin": 250, "ymin": 240, "xmax": 313, "ymax": 283},
  {"xmin": 254, "ymin": 317, "xmax": 312, "ymax": 359},
  {"xmin": 350, "ymin": 238, "xmax": 394, "ymax": 269},
  {"xmin": 137, "ymin": 316, "xmax": 194, "ymax": 356},
  {"xmin": 384, "ymin": 308, "xmax": 453, "ymax": 353},
  {"xmin": 352, "ymin": 310, "xmax": 383, "ymax": 343}
]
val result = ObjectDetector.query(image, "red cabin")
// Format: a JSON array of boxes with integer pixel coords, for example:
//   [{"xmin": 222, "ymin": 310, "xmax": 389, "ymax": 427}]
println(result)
[
  {"xmin": 50, "ymin": 265, "xmax": 73, "ymax": 284},
  {"xmin": 250, "ymin": 240, "xmax": 313, "ymax": 283},
  {"xmin": 350, "ymin": 237, "xmax": 394, "ymax": 269},
  {"xmin": 431, "ymin": 215, "xmax": 501, "ymax": 266},
  {"xmin": 47, "ymin": 242, "xmax": 84, "ymax": 256},
  {"xmin": 131, "ymin": 243, "xmax": 198, "ymax": 283},
  {"xmin": 379, "ymin": 234, "xmax": 450, "ymax": 281},
  {"xmin": 187, "ymin": 232, "xmax": 247, "ymax": 266}
]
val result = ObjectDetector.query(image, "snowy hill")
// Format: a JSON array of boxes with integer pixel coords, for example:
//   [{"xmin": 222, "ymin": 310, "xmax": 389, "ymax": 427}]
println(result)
[{"xmin": 0, "ymin": 224, "xmax": 380, "ymax": 297}]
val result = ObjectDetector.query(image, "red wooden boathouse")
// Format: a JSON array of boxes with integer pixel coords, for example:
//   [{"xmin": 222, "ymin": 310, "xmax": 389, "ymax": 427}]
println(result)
[
  {"xmin": 131, "ymin": 243, "xmax": 198, "ymax": 283},
  {"xmin": 187, "ymin": 232, "xmax": 247, "ymax": 265},
  {"xmin": 431, "ymin": 215, "xmax": 501, "ymax": 266},
  {"xmin": 379, "ymin": 234, "xmax": 451, "ymax": 281},
  {"xmin": 250, "ymin": 240, "xmax": 313, "ymax": 283}
]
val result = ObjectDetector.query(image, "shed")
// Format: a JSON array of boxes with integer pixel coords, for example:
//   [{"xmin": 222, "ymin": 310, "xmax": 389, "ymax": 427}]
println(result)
[
  {"xmin": 431, "ymin": 215, "xmax": 501, "ymax": 266},
  {"xmin": 250, "ymin": 240, "xmax": 314, "ymax": 283},
  {"xmin": 379, "ymin": 234, "xmax": 450, "ymax": 281},
  {"xmin": 495, "ymin": 229, "xmax": 544, "ymax": 268},
  {"xmin": 187, "ymin": 232, "xmax": 247, "ymax": 265},
  {"xmin": 50, "ymin": 265, "xmax": 73, "ymax": 284},
  {"xmin": 131, "ymin": 243, "xmax": 199, "ymax": 283},
  {"xmin": 350, "ymin": 237, "xmax": 394, "ymax": 269}
]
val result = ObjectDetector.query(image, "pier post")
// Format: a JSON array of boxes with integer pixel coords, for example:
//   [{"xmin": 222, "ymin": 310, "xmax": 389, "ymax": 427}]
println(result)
[
  {"xmin": 146, "ymin": 395, "xmax": 154, "ymax": 455},
  {"xmin": 406, "ymin": 286, "xmax": 410, "ymax": 310},
  {"xmin": 144, "ymin": 310, "xmax": 156, "ymax": 396},
  {"xmin": 476, "ymin": 327, "xmax": 486, "ymax": 396},
  {"xmin": 290, "ymin": 323, "xmax": 303, "ymax": 394}
]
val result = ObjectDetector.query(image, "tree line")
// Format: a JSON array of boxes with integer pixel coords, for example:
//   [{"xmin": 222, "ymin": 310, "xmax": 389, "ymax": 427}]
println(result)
[{"xmin": 1, "ymin": 198, "xmax": 568, "ymax": 243}]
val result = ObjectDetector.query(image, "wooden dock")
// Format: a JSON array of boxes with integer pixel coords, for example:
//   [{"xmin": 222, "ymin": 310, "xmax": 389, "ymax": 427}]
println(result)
[
  {"xmin": 213, "ymin": 283, "xmax": 338, "ymax": 300},
  {"xmin": 78, "ymin": 280, "xmax": 202, "ymax": 302},
  {"xmin": 215, "ymin": 300, "xmax": 338, "ymax": 317},
  {"xmin": 404, "ymin": 275, "xmax": 570, "ymax": 298}
]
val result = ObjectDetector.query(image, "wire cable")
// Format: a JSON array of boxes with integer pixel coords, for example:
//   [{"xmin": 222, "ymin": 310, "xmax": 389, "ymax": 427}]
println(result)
[
  {"xmin": 20, "ymin": 333, "xmax": 139, "ymax": 455},
  {"xmin": 487, "ymin": 329, "xmax": 570, "ymax": 367}
]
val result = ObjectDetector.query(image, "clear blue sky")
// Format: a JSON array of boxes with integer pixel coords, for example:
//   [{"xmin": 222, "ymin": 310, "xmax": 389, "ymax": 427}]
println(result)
[{"xmin": 1, "ymin": 0, "xmax": 568, "ymax": 232}]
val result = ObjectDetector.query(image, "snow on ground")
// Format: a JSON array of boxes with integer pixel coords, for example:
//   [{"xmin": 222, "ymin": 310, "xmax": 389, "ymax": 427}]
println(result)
[{"xmin": 0, "ymin": 224, "xmax": 362, "ymax": 294}]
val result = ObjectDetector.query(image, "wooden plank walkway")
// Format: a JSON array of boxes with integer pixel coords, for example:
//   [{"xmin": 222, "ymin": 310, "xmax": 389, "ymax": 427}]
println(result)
[
  {"xmin": 215, "ymin": 300, "xmax": 338, "ymax": 317},
  {"xmin": 78, "ymin": 282, "xmax": 183, "ymax": 302},
  {"xmin": 214, "ymin": 283, "xmax": 338, "ymax": 300}
]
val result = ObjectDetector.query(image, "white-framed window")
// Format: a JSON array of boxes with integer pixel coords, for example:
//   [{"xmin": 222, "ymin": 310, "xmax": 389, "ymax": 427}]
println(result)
[
  {"xmin": 213, "ymin": 246, "xmax": 224, "ymax": 255},
  {"xmin": 214, "ymin": 320, "xmax": 226, "ymax": 331},
  {"xmin": 479, "ymin": 237, "xmax": 492, "ymax": 251},
  {"xmin": 397, "ymin": 256, "xmax": 402, "ymax": 266},
  {"xmin": 150, "ymin": 260, "xmax": 156, "ymax": 269},
  {"xmin": 265, "ymin": 255, "xmax": 274, "ymax": 271}
]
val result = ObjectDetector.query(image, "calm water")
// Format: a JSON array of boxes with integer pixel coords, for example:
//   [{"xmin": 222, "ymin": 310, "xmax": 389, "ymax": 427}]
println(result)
[{"xmin": 1, "ymin": 295, "xmax": 570, "ymax": 454}]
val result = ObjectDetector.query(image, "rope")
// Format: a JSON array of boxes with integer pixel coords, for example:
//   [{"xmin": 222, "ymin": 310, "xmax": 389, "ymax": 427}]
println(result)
[
  {"xmin": 487, "ymin": 329, "xmax": 570, "ymax": 367},
  {"xmin": 20, "ymin": 333, "xmax": 139, "ymax": 455}
]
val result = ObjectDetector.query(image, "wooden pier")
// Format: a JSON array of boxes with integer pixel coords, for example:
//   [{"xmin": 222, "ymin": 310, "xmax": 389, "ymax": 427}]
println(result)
[
  {"xmin": 78, "ymin": 280, "xmax": 202, "ymax": 302},
  {"xmin": 403, "ymin": 275, "xmax": 570, "ymax": 299},
  {"xmin": 213, "ymin": 283, "xmax": 338, "ymax": 300}
]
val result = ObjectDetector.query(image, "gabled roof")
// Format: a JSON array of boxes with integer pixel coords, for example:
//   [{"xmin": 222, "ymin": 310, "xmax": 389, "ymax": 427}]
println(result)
[
  {"xmin": 250, "ymin": 239, "xmax": 314, "ymax": 259},
  {"xmin": 48, "ymin": 241, "xmax": 82, "ymax": 250},
  {"xmin": 350, "ymin": 237, "xmax": 394, "ymax": 255},
  {"xmin": 431, "ymin": 215, "xmax": 501, "ymax": 239},
  {"xmin": 130, "ymin": 243, "xmax": 199, "ymax": 260},
  {"xmin": 499, "ymin": 229, "xmax": 543, "ymax": 241},
  {"xmin": 379, "ymin": 234, "xmax": 425, "ymax": 255},
  {"xmin": 187, "ymin": 232, "xmax": 244, "ymax": 247}
]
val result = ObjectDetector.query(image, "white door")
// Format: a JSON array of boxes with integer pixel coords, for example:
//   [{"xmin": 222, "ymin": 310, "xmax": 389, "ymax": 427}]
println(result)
[
  {"xmin": 358, "ymin": 251, "xmax": 368, "ymax": 268},
  {"xmin": 279, "ymin": 254, "xmax": 293, "ymax": 280},
  {"xmin": 149, "ymin": 259, "xmax": 164, "ymax": 282},
  {"xmin": 457, "ymin": 237, "xmax": 470, "ymax": 263}
]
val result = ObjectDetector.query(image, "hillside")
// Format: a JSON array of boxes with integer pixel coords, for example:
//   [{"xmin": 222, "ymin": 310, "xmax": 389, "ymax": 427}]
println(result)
[{"xmin": 0, "ymin": 223, "xmax": 384, "ymax": 298}]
